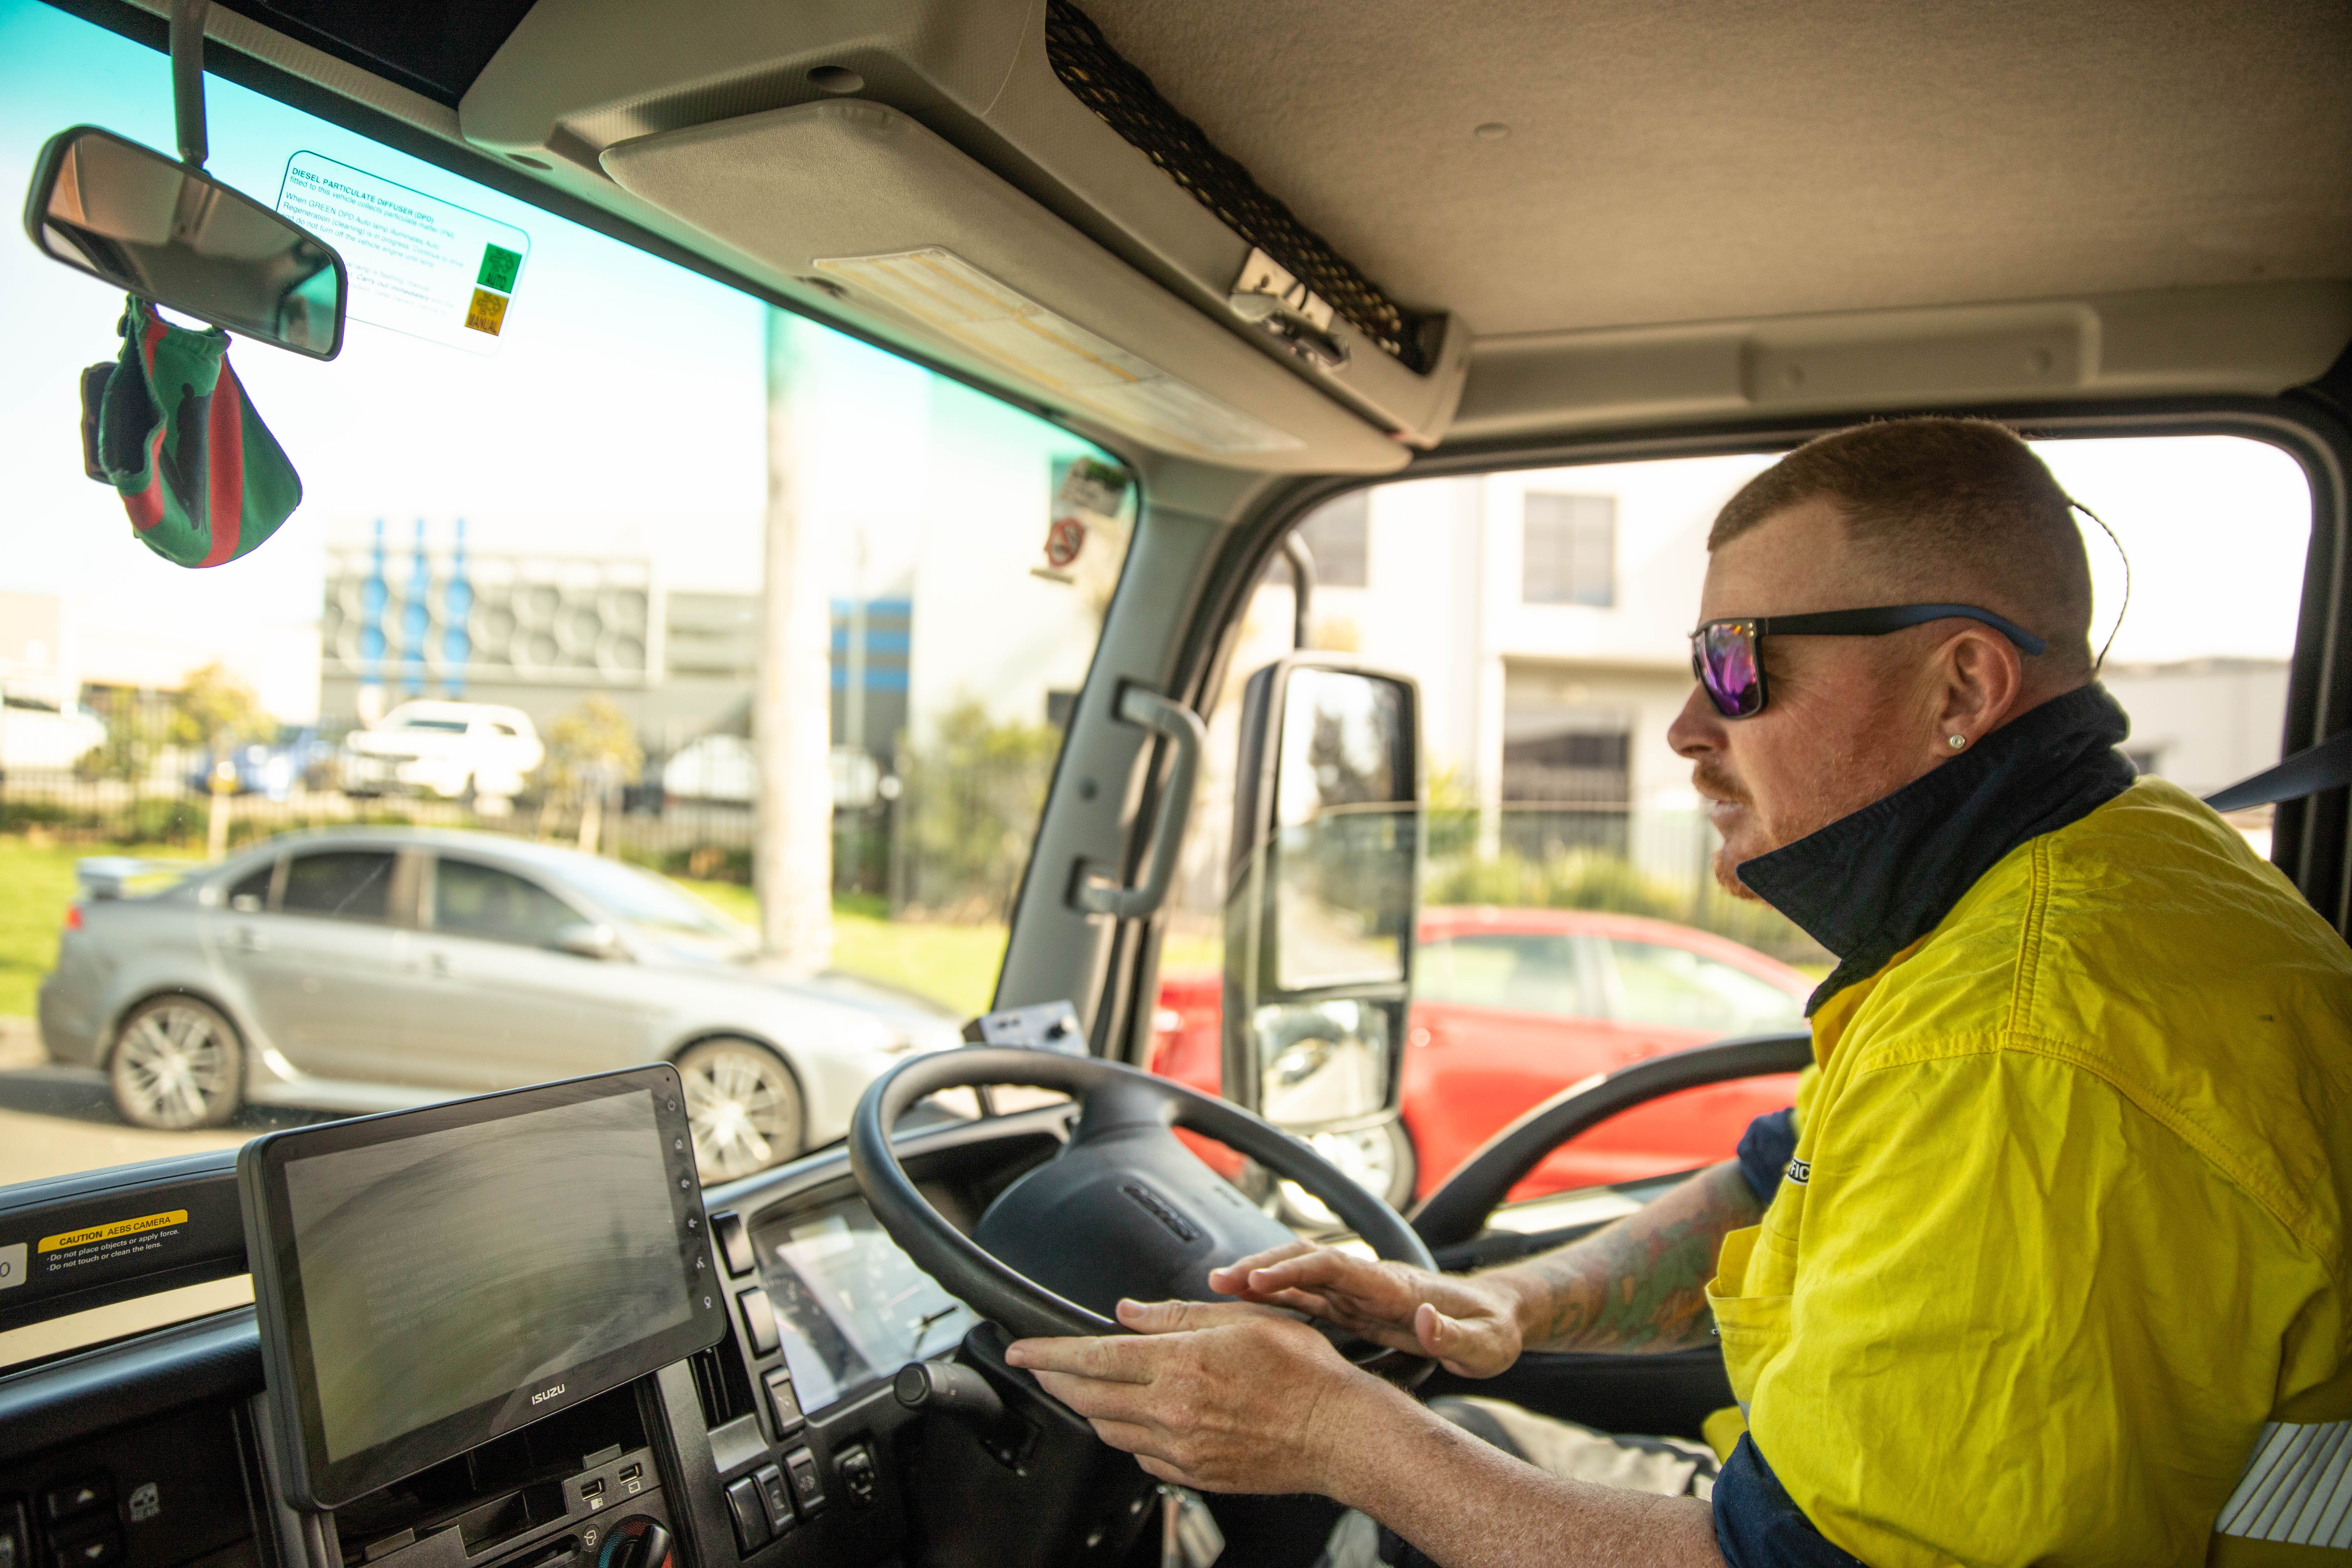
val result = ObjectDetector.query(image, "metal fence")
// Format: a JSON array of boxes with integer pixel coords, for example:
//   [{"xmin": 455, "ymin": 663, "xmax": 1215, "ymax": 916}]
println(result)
[{"xmin": 0, "ymin": 691, "xmax": 1052, "ymax": 919}]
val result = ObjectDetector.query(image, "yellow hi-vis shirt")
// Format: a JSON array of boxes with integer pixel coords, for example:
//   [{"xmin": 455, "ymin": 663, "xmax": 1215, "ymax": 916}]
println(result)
[{"xmin": 1706, "ymin": 778, "xmax": 2352, "ymax": 1565}]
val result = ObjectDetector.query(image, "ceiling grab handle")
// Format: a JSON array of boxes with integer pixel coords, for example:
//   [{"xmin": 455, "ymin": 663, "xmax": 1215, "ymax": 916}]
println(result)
[
  {"xmin": 172, "ymin": 0, "xmax": 210, "ymax": 169},
  {"xmin": 1281, "ymin": 531, "xmax": 1315, "ymax": 650},
  {"xmin": 1073, "ymin": 686, "xmax": 1205, "ymax": 919}
]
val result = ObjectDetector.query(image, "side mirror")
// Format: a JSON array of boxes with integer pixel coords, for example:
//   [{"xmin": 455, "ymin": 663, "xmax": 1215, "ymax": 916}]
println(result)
[
  {"xmin": 1224, "ymin": 658, "xmax": 1422, "ymax": 1154},
  {"xmin": 23, "ymin": 126, "xmax": 345, "ymax": 359},
  {"xmin": 551, "ymin": 922, "xmax": 625, "ymax": 961}
]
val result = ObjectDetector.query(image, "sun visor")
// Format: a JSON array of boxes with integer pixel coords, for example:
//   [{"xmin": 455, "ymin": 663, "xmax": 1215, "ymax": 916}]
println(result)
[{"xmin": 600, "ymin": 101, "xmax": 1401, "ymax": 471}]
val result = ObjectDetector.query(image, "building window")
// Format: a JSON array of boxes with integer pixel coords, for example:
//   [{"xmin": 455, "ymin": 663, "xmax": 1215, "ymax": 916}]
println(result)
[
  {"xmin": 1298, "ymin": 492, "xmax": 1370, "ymax": 588},
  {"xmin": 1522, "ymin": 493, "xmax": 1615, "ymax": 607}
]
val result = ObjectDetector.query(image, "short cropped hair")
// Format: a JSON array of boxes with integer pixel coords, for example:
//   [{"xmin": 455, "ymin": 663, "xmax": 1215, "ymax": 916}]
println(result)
[{"xmin": 1710, "ymin": 418, "xmax": 2094, "ymax": 677}]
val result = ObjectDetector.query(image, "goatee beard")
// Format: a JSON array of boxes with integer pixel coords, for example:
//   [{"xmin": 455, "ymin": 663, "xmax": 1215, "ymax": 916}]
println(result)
[{"xmin": 1711, "ymin": 845, "xmax": 1762, "ymax": 901}]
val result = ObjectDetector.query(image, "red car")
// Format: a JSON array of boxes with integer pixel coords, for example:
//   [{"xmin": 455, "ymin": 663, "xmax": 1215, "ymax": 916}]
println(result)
[{"xmin": 1152, "ymin": 907, "xmax": 1812, "ymax": 1209}]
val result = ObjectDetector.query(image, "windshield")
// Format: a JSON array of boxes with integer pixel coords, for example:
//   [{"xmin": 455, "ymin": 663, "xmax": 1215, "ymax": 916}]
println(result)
[{"xmin": 0, "ymin": 0, "xmax": 1133, "ymax": 1362}]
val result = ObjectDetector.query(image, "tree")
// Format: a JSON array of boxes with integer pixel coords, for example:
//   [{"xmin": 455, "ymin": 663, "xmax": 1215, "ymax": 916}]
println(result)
[
  {"xmin": 897, "ymin": 699, "xmax": 1061, "ymax": 921},
  {"xmin": 170, "ymin": 665, "xmax": 271, "ymax": 860},
  {"xmin": 171, "ymin": 664, "xmax": 272, "ymax": 755},
  {"xmin": 542, "ymin": 696, "xmax": 643, "ymax": 853},
  {"xmin": 73, "ymin": 688, "xmax": 169, "ymax": 783}
]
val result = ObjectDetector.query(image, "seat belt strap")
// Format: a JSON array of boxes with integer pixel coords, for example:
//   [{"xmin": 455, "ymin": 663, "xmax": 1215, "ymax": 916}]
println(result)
[{"xmin": 2204, "ymin": 730, "xmax": 2352, "ymax": 813}]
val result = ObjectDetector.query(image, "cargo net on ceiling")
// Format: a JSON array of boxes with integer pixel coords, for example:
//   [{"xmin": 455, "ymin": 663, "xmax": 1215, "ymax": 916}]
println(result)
[{"xmin": 1043, "ymin": 0, "xmax": 1435, "ymax": 375}]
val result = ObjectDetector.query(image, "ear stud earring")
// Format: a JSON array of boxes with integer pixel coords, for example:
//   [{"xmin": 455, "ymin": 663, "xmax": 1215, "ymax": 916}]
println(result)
[{"xmin": 1948, "ymin": 734, "xmax": 1968, "ymax": 749}]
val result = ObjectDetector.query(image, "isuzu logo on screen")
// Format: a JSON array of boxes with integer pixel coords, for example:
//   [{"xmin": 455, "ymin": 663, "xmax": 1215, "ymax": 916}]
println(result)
[{"xmin": 531, "ymin": 1382, "xmax": 566, "ymax": 1405}]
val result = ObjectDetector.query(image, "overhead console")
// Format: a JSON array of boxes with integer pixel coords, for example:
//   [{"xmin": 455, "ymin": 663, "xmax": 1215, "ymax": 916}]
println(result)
[{"xmin": 457, "ymin": 0, "xmax": 1465, "ymax": 469}]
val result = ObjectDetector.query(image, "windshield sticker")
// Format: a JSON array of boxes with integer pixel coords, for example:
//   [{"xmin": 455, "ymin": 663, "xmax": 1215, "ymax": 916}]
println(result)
[
  {"xmin": 275, "ymin": 153, "xmax": 530, "ymax": 356},
  {"xmin": 36, "ymin": 1209, "xmax": 190, "ymax": 1273}
]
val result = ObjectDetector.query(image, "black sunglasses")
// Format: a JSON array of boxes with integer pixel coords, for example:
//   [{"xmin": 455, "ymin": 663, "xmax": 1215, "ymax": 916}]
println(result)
[{"xmin": 1689, "ymin": 603, "xmax": 2049, "ymax": 719}]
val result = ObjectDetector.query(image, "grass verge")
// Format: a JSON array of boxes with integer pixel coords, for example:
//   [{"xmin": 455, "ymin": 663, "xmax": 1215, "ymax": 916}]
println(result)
[{"xmin": 0, "ymin": 839, "xmax": 201, "ymax": 1018}]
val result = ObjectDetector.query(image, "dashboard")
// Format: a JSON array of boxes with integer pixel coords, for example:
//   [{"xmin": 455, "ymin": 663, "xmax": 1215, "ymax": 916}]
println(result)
[
  {"xmin": 756, "ymin": 1200, "xmax": 976, "ymax": 1418},
  {"xmin": 0, "ymin": 1104, "xmax": 1161, "ymax": 1568}
]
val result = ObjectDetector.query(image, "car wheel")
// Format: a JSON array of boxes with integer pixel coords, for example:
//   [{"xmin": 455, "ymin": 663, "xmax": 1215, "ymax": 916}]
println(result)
[
  {"xmin": 676, "ymin": 1038, "xmax": 805, "ymax": 1182},
  {"xmin": 108, "ymin": 994, "xmax": 245, "ymax": 1130},
  {"xmin": 1276, "ymin": 1116, "xmax": 1419, "ymax": 1231}
]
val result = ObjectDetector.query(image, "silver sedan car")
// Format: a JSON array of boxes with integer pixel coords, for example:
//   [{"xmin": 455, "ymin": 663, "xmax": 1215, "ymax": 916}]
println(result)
[{"xmin": 36, "ymin": 827, "xmax": 961, "ymax": 1177}]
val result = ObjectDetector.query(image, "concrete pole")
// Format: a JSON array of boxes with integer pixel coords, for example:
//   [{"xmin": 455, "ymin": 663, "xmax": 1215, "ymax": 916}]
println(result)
[{"xmin": 754, "ymin": 309, "xmax": 834, "ymax": 973}]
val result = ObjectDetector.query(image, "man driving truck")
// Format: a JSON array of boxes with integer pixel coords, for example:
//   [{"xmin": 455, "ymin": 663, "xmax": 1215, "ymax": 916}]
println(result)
[{"xmin": 1009, "ymin": 418, "xmax": 2352, "ymax": 1566}]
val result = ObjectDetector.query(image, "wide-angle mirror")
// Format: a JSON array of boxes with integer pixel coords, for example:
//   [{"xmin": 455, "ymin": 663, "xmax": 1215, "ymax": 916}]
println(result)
[
  {"xmin": 1225, "ymin": 656, "xmax": 1422, "ymax": 1148},
  {"xmin": 23, "ymin": 125, "xmax": 345, "ymax": 358}
]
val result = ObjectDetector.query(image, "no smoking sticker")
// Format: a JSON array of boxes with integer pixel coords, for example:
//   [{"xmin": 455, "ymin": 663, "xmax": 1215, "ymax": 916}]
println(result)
[{"xmin": 1044, "ymin": 517, "xmax": 1087, "ymax": 568}]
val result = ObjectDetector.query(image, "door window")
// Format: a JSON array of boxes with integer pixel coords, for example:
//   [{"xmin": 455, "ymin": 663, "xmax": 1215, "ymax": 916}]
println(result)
[
  {"xmin": 432, "ymin": 860, "xmax": 580, "ymax": 948},
  {"xmin": 227, "ymin": 863, "xmax": 276, "ymax": 913},
  {"xmin": 280, "ymin": 852, "xmax": 396, "ymax": 922},
  {"xmin": 1604, "ymin": 940, "xmax": 1804, "ymax": 1035},
  {"xmin": 1160, "ymin": 435, "xmax": 2316, "ymax": 1210}
]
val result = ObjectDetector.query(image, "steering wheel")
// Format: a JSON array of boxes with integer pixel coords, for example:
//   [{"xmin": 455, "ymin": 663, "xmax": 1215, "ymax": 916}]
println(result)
[
  {"xmin": 1411, "ymin": 1032, "xmax": 1816, "ymax": 1250},
  {"xmin": 849, "ymin": 1048, "xmax": 1435, "ymax": 1382}
]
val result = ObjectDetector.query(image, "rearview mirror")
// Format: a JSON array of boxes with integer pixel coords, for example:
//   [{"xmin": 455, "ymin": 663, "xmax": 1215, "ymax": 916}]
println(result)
[
  {"xmin": 23, "ymin": 126, "xmax": 345, "ymax": 359},
  {"xmin": 1224, "ymin": 657, "xmax": 1422, "ymax": 1150}
]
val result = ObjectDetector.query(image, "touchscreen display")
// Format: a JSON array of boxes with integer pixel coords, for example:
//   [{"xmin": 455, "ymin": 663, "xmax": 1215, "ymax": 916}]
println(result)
[
  {"xmin": 761, "ymin": 1199, "xmax": 974, "ymax": 1412},
  {"xmin": 282, "ymin": 1090, "xmax": 693, "ymax": 1463}
]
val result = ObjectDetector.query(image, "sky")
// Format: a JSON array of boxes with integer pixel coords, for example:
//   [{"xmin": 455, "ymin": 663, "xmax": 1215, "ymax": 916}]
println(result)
[
  {"xmin": 0, "ymin": 0, "xmax": 2317, "ymax": 693},
  {"xmin": 2033, "ymin": 436, "xmax": 2310, "ymax": 666}
]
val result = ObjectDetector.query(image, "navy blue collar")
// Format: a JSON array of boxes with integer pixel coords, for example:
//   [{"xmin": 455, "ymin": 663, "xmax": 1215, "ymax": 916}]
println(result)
[{"xmin": 1738, "ymin": 684, "xmax": 2138, "ymax": 1015}]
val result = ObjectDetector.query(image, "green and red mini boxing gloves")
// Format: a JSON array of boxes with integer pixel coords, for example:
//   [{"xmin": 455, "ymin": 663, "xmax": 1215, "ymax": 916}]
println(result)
[{"xmin": 82, "ymin": 296, "xmax": 302, "ymax": 568}]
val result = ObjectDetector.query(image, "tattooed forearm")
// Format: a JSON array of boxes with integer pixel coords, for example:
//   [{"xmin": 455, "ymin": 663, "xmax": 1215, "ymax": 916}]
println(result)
[{"xmin": 1486, "ymin": 1161, "xmax": 1763, "ymax": 1354}]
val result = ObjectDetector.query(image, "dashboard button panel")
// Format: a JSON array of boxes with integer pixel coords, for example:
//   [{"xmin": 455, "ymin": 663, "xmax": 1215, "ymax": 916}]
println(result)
[
  {"xmin": 37, "ymin": 1485, "xmax": 104, "ymax": 1527},
  {"xmin": 736, "ymin": 1288, "xmax": 779, "ymax": 1357},
  {"xmin": 762, "ymin": 1368, "xmax": 804, "ymax": 1437},
  {"xmin": 750, "ymin": 1466, "xmax": 794, "ymax": 1537},
  {"xmin": 783, "ymin": 1449, "xmax": 823, "ymax": 1516},
  {"xmin": 710, "ymin": 1212, "xmax": 755, "ymax": 1278},
  {"xmin": 837, "ymin": 1446, "xmax": 876, "ymax": 1508},
  {"xmin": 721, "ymin": 1478, "xmax": 768, "ymax": 1553},
  {"xmin": 49, "ymin": 1533, "xmax": 119, "ymax": 1568}
]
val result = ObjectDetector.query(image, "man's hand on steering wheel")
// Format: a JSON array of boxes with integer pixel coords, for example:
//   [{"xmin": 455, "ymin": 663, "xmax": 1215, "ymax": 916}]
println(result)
[
  {"xmin": 1006, "ymin": 1298, "xmax": 1412, "ymax": 1497},
  {"xmin": 1210, "ymin": 1240, "xmax": 1527, "ymax": 1379}
]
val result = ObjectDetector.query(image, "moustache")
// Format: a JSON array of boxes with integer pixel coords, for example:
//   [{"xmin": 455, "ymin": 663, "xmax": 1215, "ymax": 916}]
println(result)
[{"xmin": 1692, "ymin": 758, "xmax": 1748, "ymax": 805}]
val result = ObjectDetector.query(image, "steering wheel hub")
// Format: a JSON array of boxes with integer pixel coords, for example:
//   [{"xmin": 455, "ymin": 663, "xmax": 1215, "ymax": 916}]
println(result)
[{"xmin": 849, "ymin": 1049, "xmax": 1435, "ymax": 1381}]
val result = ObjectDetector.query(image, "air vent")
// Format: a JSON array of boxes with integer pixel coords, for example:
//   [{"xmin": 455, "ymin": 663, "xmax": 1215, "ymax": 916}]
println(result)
[
  {"xmin": 687, "ymin": 1337, "xmax": 758, "ymax": 1431},
  {"xmin": 1042, "ymin": 0, "xmax": 1438, "ymax": 373}
]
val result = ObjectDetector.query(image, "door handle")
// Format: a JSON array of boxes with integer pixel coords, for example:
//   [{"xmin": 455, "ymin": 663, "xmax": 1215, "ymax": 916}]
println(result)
[
  {"xmin": 427, "ymin": 951, "xmax": 452, "ymax": 977},
  {"xmin": 1072, "ymin": 686, "xmax": 1206, "ymax": 919},
  {"xmin": 234, "ymin": 927, "xmax": 268, "ymax": 953}
]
